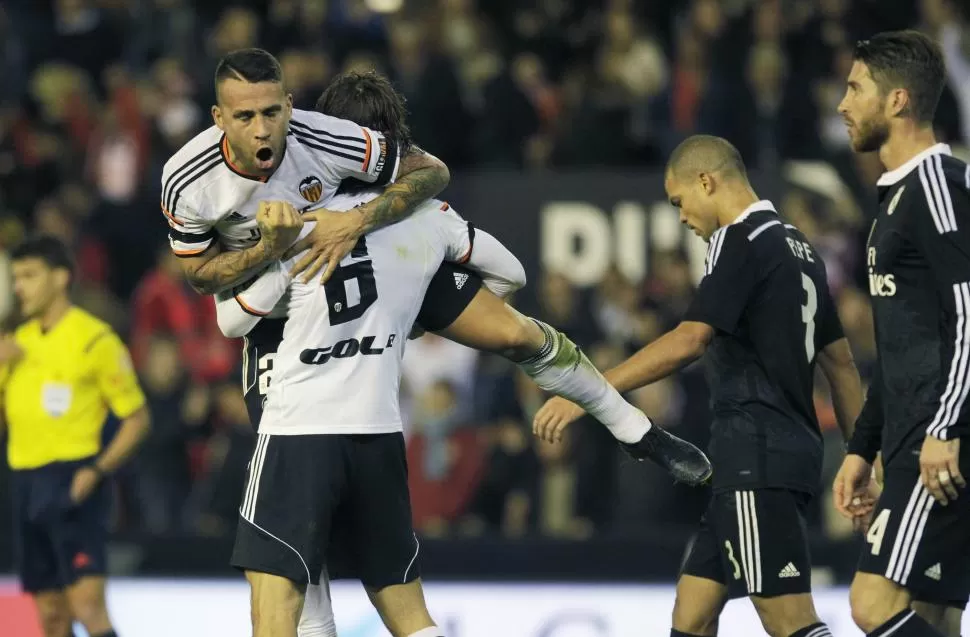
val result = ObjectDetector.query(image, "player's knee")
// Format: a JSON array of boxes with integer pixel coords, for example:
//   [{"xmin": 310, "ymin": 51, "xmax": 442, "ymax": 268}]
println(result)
[
  {"xmin": 849, "ymin": 573, "xmax": 909, "ymax": 632},
  {"xmin": 671, "ymin": 581, "xmax": 721, "ymax": 635},
  {"xmin": 35, "ymin": 595, "xmax": 71, "ymax": 637}
]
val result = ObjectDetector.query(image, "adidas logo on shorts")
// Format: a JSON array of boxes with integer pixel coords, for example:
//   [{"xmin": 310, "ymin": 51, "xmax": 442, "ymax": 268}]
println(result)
[
  {"xmin": 226, "ymin": 210, "xmax": 246, "ymax": 222},
  {"xmin": 778, "ymin": 562, "xmax": 801, "ymax": 578},
  {"xmin": 925, "ymin": 563, "xmax": 942, "ymax": 581},
  {"xmin": 454, "ymin": 272, "xmax": 469, "ymax": 289}
]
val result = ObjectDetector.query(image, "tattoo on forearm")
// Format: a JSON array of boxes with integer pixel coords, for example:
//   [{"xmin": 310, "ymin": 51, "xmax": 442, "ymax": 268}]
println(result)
[
  {"xmin": 187, "ymin": 244, "xmax": 273, "ymax": 294},
  {"xmin": 358, "ymin": 165, "xmax": 449, "ymax": 232}
]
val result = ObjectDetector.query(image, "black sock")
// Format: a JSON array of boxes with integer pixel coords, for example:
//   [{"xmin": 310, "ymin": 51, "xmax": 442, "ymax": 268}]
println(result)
[
  {"xmin": 789, "ymin": 622, "xmax": 833, "ymax": 637},
  {"xmin": 90, "ymin": 631, "xmax": 118, "ymax": 637},
  {"xmin": 868, "ymin": 609, "xmax": 945, "ymax": 636},
  {"xmin": 671, "ymin": 630, "xmax": 709, "ymax": 637}
]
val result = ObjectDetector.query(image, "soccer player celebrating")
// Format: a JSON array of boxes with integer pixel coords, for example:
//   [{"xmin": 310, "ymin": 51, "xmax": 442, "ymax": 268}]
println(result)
[
  {"xmin": 536, "ymin": 135, "xmax": 864, "ymax": 637},
  {"xmin": 221, "ymin": 71, "xmax": 713, "ymax": 637},
  {"xmin": 1, "ymin": 237, "xmax": 151, "ymax": 637},
  {"xmin": 834, "ymin": 30, "xmax": 970, "ymax": 637}
]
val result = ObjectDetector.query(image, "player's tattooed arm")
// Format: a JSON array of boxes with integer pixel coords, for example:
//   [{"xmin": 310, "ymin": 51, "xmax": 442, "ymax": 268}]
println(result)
[
  {"xmin": 180, "ymin": 202, "xmax": 305, "ymax": 294},
  {"xmin": 179, "ymin": 242, "xmax": 277, "ymax": 295},
  {"xmin": 354, "ymin": 149, "xmax": 450, "ymax": 233}
]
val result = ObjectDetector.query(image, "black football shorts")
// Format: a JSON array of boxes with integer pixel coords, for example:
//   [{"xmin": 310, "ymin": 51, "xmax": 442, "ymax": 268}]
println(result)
[
  {"xmin": 230, "ymin": 432, "xmax": 420, "ymax": 590},
  {"xmin": 856, "ymin": 466, "xmax": 970, "ymax": 607},
  {"xmin": 681, "ymin": 488, "xmax": 814, "ymax": 599},
  {"xmin": 415, "ymin": 262, "xmax": 483, "ymax": 332}
]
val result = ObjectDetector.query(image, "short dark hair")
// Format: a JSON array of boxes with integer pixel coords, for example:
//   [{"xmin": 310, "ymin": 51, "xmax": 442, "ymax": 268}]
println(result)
[
  {"xmin": 853, "ymin": 30, "xmax": 945, "ymax": 124},
  {"xmin": 215, "ymin": 48, "xmax": 283, "ymax": 87},
  {"xmin": 11, "ymin": 235, "xmax": 75, "ymax": 278},
  {"xmin": 315, "ymin": 71, "xmax": 413, "ymax": 153},
  {"xmin": 666, "ymin": 134, "xmax": 747, "ymax": 180}
]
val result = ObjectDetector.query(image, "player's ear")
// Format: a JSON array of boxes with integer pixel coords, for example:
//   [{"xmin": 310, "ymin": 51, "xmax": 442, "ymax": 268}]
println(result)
[
  {"xmin": 285, "ymin": 93, "xmax": 294, "ymax": 112},
  {"xmin": 212, "ymin": 104, "xmax": 224, "ymax": 130},
  {"xmin": 886, "ymin": 87, "xmax": 908, "ymax": 118},
  {"xmin": 699, "ymin": 172, "xmax": 715, "ymax": 196}
]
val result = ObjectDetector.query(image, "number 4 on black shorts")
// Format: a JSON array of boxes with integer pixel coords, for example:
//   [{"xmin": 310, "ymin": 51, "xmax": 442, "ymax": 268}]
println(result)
[{"xmin": 857, "ymin": 469, "xmax": 970, "ymax": 604}]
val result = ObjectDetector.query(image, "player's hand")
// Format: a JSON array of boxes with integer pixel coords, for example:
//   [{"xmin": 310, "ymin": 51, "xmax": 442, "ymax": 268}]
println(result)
[
  {"xmin": 284, "ymin": 210, "xmax": 362, "ymax": 284},
  {"xmin": 70, "ymin": 466, "xmax": 102, "ymax": 505},
  {"xmin": 0, "ymin": 336, "xmax": 23, "ymax": 363},
  {"xmin": 920, "ymin": 435, "xmax": 965, "ymax": 505},
  {"xmin": 533, "ymin": 396, "xmax": 586, "ymax": 443},
  {"xmin": 256, "ymin": 201, "xmax": 303, "ymax": 256},
  {"xmin": 851, "ymin": 480, "xmax": 882, "ymax": 534},
  {"xmin": 833, "ymin": 453, "xmax": 872, "ymax": 519}
]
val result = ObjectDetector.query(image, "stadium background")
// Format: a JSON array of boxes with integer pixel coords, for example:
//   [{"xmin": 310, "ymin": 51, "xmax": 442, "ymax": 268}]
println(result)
[{"xmin": 0, "ymin": 0, "xmax": 969, "ymax": 634}]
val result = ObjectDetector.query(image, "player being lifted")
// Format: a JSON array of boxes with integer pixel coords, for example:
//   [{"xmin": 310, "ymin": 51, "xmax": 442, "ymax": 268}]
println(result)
[
  {"xmin": 162, "ymin": 47, "xmax": 452, "ymax": 299},
  {"xmin": 834, "ymin": 30, "xmax": 970, "ymax": 637},
  {"xmin": 219, "ymin": 71, "xmax": 713, "ymax": 637},
  {"xmin": 536, "ymin": 135, "xmax": 865, "ymax": 637}
]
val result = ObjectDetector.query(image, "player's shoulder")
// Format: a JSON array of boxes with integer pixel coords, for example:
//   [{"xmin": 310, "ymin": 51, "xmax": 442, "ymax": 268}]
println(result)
[
  {"xmin": 289, "ymin": 108, "xmax": 366, "ymax": 139},
  {"xmin": 162, "ymin": 125, "xmax": 223, "ymax": 180}
]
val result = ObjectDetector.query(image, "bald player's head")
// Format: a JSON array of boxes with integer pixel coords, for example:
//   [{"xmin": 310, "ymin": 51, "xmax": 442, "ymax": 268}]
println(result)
[
  {"xmin": 664, "ymin": 135, "xmax": 751, "ymax": 241},
  {"xmin": 665, "ymin": 135, "xmax": 747, "ymax": 182}
]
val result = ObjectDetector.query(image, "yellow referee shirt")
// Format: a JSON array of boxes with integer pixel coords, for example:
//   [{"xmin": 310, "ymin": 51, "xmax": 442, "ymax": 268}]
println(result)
[{"xmin": 3, "ymin": 307, "xmax": 146, "ymax": 470}]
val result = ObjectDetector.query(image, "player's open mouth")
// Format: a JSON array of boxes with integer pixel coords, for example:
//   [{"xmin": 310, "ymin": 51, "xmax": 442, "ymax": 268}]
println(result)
[{"xmin": 255, "ymin": 147, "xmax": 274, "ymax": 170}]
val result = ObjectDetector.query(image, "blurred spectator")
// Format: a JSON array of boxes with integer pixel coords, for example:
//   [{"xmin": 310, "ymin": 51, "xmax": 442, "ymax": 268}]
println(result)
[{"xmin": 130, "ymin": 247, "xmax": 237, "ymax": 383}]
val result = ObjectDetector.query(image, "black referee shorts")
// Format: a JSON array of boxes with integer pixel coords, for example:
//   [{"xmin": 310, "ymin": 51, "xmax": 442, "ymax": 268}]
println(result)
[
  {"xmin": 231, "ymin": 432, "xmax": 420, "ymax": 590},
  {"xmin": 12, "ymin": 457, "xmax": 109, "ymax": 592}
]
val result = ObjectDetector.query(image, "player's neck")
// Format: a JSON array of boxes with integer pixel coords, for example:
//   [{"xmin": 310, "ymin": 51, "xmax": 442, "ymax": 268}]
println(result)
[
  {"xmin": 718, "ymin": 185, "xmax": 761, "ymax": 228},
  {"xmin": 879, "ymin": 124, "xmax": 938, "ymax": 173},
  {"xmin": 38, "ymin": 297, "xmax": 71, "ymax": 332}
]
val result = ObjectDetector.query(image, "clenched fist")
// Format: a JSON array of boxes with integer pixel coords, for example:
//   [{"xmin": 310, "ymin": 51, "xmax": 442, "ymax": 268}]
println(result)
[{"xmin": 256, "ymin": 201, "xmax": 304, "ymax": 256}]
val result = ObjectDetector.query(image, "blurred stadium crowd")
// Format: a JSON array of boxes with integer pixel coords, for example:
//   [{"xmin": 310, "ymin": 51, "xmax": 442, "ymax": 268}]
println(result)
[{"xmin": 0, "ymin": 0, "xmax": 969, "ymax": 545}]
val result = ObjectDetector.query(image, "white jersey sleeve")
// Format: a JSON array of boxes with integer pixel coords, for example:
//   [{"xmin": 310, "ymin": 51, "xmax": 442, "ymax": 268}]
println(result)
[
  {"xmin": 435, "ymin": 202, "xmax": 526, "ymax": 298},
  {"xmin": 160, "ymin": 130, "xmax": 224, "ymax": 256},
  {"xmin": 289, "ymin": 110, "xmax": 400, "ymax": 187},
  {"xmin": 214, "ymin": 263, "xmax": 290, "ymax": 338}
]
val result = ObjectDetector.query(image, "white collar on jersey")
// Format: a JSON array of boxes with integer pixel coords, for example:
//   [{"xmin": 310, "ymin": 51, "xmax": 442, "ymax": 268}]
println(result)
[
  {"xmin": 733, "ymin": 199, "xmax": 777, "ymax": 225},
  {"xmin": 876, "ymin": 143, "xmax": 952, "ymax": 187}
]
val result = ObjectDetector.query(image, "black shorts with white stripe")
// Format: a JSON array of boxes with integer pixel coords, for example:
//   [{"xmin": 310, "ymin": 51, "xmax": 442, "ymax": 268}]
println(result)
[
  {"xmin": 856, "ymin": 465, "xmax": 970, "ymax": 606},
  {"xmin": 230, "ymin": 432, "xmax": 420, "ymax": 589},
  {"xmin": 681, "ymin": 489, "xmax": 813, "ymax": 599}
]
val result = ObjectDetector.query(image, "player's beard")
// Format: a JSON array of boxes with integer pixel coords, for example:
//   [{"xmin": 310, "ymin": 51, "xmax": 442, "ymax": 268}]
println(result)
[{"xmin": 850, "ymin": 112, "xmax": 890, "ymax": 153}]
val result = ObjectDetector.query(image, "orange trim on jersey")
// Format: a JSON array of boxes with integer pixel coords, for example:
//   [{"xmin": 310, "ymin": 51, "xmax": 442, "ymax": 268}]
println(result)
[
  {"xmin": 458, "ymin": 245, "xmax": 473, "ymax": 264},
  {"xmin": 440, "ymin": 202, "xmax": 450, "ymax": 211},
  {"xmin": 235, "ymin": 294, "xmax": 269, "ymax": 317},
  {"xmin": 221, "ymin": 136, "xmax": 269, "ymax": 183},
  {"xmin": 161, "ymin": 204, "xmax": 184, "ymax": 226},
  {"xmin": 361, "ymin": 128, "xmax": 372, "ymax": 171},
  {"xmin": 172, "ymin": 244, "xmax": 210, "ymax": 257}
]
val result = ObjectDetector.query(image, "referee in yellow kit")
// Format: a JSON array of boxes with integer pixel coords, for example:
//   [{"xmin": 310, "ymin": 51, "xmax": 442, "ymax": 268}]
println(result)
[{"xmin": 0, "ymin": 236, "xmax": 150, "ymax": 637}]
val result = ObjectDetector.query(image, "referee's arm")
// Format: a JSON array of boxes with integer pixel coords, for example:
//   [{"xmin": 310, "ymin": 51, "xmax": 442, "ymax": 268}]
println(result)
[{"xmin": 90, "ymin": 333, "xmax": 150, "ymax": 475}]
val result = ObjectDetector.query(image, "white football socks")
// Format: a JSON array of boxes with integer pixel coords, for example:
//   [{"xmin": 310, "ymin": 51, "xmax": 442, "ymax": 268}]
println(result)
[
  {"xmin": 517, "ymin": 320, "xmax": 652, "ymax": 443},
  {"xmin": 298, "ymin": 582, "xmax": 337, "ymax": 637}
]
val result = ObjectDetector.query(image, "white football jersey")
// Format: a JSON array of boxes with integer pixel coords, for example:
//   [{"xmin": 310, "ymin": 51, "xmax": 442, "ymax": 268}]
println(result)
[
  {"xmin": 259, "ymin": 192, "xmax": 473, "ymax": 435},
  {"xmin": 160, "ymin": 108, "xmax": 399, "ymax": 257}
]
